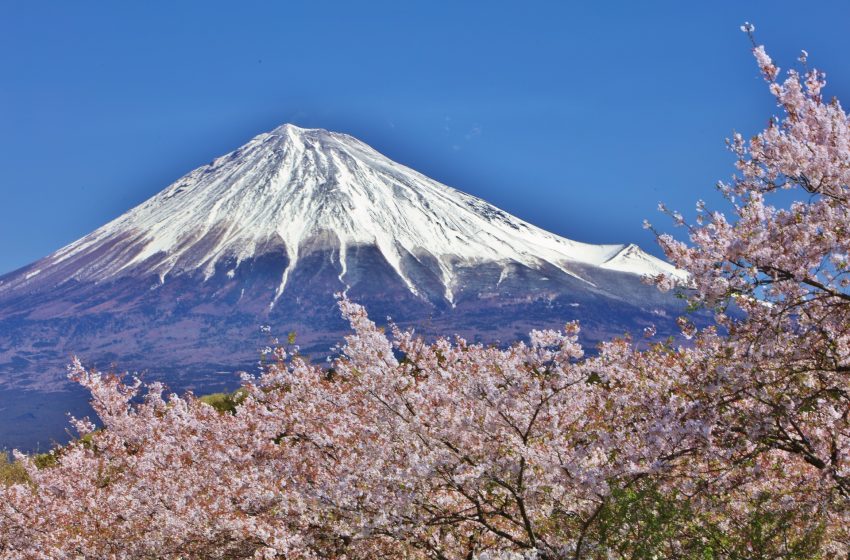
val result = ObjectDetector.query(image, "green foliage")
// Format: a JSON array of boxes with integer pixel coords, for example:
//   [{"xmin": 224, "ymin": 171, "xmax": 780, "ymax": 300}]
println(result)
[
  {"xmin": 198, "ymin": 388, "xmax": 247, "ymax": 415},
  {"xmin": 32, "ymin": 451, "xmax": 58, "ymax": 470},
  {"xmin": 0, "ymin": 453, "xmax": 29, "ymax": 486},
  {"xmin": 589, "ymin": 481, "xmax": 825, "ymax": 559},
  {"xmin": 592, "ymin": 481, "xmax": 693, "ymax": 559},
  {"xmin": 694, "ymin": 492, "xmax": 826, "ymax": 560},
  {"xmin": 0, "ymin": 449, "xmax": 60, "ymax": 486}
]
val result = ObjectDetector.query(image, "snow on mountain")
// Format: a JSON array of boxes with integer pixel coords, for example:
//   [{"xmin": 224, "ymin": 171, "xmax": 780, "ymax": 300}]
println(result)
[
  {"xmin": 599, "ymin": 243, "xmax": 687, "ymax": 279},
  {"xmin": 14, "ymin": 124, "xmax": 683, "ymax": 305}
]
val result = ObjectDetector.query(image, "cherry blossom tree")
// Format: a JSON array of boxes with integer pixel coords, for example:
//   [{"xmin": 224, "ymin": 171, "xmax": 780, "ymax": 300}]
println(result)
[
  {"xmin": 249, "ymin": 301, "xmax": 708, "ymax": 559},
  {"xmin": 1, "ymin": 31, "xmax": 848, "ymax": 558},
  {"xmin": 647, "ymin": 27, "xmax": 850, "ymax": 554}
]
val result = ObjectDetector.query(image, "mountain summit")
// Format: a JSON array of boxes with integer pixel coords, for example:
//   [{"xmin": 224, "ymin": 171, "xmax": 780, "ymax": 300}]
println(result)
[{"xmin": 0, "ymin": 124, "xmax": 688, "ymax": 450}]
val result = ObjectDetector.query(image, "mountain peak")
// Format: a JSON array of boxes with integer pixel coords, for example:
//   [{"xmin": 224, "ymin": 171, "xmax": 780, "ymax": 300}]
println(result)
[
  {"xmin": 271, "ymin": 122, "xmax": 307, "ymax": 133},
  {"xmin": 265, "ymin": 123, "xmax": 362, "ymax": 151},
  {"xmin": 269, "ymin": 122, "xmax": 332, "ymax": 140}
]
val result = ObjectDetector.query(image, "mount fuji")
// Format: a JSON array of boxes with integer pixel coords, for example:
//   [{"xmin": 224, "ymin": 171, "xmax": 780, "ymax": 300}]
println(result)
[{"xmin": 0, "ymin": 124, "xmax": 688, "ymax": 449}]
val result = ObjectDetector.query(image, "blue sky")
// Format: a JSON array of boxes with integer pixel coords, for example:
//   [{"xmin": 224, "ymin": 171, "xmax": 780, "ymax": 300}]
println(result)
[{"xmin": 1, "ymin": 1, "xmax": 849, "ymax": 274}]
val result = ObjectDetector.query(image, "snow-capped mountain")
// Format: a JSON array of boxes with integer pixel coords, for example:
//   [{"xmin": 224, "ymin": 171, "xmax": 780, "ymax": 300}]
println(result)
[
  {"xmin": 0, "ymin": 124, "xmax": 689, "ymax": 450},
  {"xmin": 0, "ymin": 124, "xmax": 683, "ymax": 304}
]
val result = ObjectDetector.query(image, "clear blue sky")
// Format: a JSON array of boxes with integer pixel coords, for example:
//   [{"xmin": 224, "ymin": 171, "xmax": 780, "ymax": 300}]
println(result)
[{"xmin": 2, "ymin": 1, "xmax": 849, "ymax": 274}]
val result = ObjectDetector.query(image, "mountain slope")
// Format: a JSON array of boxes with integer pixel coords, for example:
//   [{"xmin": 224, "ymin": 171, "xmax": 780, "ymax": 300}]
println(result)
[{"xmin": 0, "ymin": 124, "xmax": 688, "ymax": 450}]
